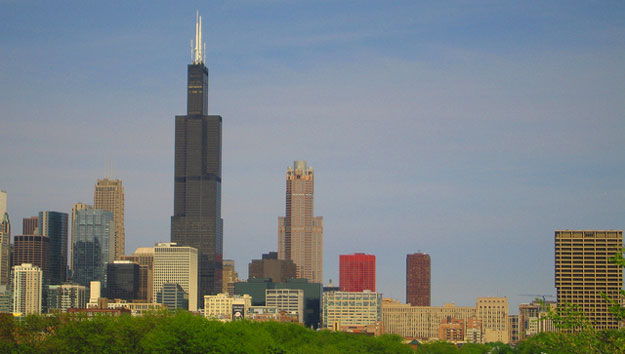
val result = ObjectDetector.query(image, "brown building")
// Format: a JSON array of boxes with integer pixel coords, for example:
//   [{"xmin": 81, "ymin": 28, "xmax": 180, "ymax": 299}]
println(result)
[
  {"xmin": 278, "ymin": 161, "xmax": 323, "ymax": 283},
  {"xmin": 94, "ymin": 178, "xmax": 125, "ymax": 259},
  {"xmin": 555, "ymin": 230, "xmax": 623, "ymax": 330},
  {"xmin": 222, "ymin": 259, "xmax": 238, "ymax": 295},
  {"xmin": 508, "ymin": 314, "xmax": 519, "ymax": 345},
  {"xmin": 120, "ymin": 247, "xmax": 154, "ymax": 302},
  {"xmin": 249, "ymin": 252, "xmax": 297, "ymax": 283},
  {"xmin": 22, "ymin": 216, "xmax": 38, "ymax": 235},
  {"xmin": 438, "ymin": 317, "xmax": 465, "ymax": 342},
  {"xmin": 13, "ymin": 235, "xmax": 51, "ymax": 283},
  {"xmin": 406, "ymin": 253, "xmax": 430, "ymax": 306}
]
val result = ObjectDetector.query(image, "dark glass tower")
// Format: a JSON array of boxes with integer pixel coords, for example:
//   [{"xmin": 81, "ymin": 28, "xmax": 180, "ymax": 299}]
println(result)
[
  {"xmin": 171, "ymin": 13, "xmax": 223, "ymax": 301},
  {"xmin": 39, "ymin": 211, "xmax": 68, "ymax": 285}
]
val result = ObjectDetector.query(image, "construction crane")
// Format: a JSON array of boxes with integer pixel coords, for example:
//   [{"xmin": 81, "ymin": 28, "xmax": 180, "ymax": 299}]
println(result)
[{"xmin": 519, "ymin": 294, "xmax": 556, "ymax": 302}]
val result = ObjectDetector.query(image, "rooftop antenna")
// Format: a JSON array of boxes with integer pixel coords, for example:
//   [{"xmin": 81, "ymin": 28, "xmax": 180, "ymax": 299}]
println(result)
[{"xmin": 192, "ymin": 10, "xmax": 204, "ymax": 64}]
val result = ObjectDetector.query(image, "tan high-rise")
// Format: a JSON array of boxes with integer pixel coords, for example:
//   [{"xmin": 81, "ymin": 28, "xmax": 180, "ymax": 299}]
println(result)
[
  {"xmin": 555, "ymin": 230, "xmax": 623, "ymax": 330},
  {"xmin": 278, "ymin": 161, "xmax": 323, "ymax": 283},
  {"xmin": 94, "ymin": 179, "xmax": 125, "ymax": 259}
]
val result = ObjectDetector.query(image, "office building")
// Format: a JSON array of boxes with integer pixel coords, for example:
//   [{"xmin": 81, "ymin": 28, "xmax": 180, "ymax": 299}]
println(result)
[
  {"xmin": 47, "ymin": 284, "xmax": 87, "ymax": 312},
  {"xmin": 23, "ymin": 216, "xmax": 38, "ymax": 235},
  {"xmin": 438, "ymin": 317, "xmax": 465, "ymax": 342},
  {"xmin": 153, "ymin": 242, "xmax": 198, "ymax": 311},
  {"xmin": 13, "ymin": 235, "xmax": 50, "ymax": 282},
  {"xmin": 106, "ymin": 260, "xmax": 140, "ymax": 301},
  {"xmin": 12, "ymin": 263, "xmax": 43, "ymax": 315},
  {"xmin": 235, "ymin": 278, "xmax": 322, "ymax": 328},
  {"xmin": 339, "ymin": 253, "xmax": 375, "ymax": 292},
  {"xmin": 0, "ymin": 285, "xmax": 11, "ymax": 313},
  {"xmin": 70, "ymin": 203, "xmax": 91, "ymax": 271},
  {"xmin": 278, "ymin": 161, "xmax": 323, "ymax": 283},
  {"xmin": 94, "ymin": 179, "xmax": 124, "ymax": 260},
  {"xmin": 382, "ymin": 299, "xmax": 478, "ymax": 340},
  {"xmin": 0, "ymin": 205, "xmax": 10, "ymax": 285},
  {"xmin": 222, "ymin": 259, "xmax": 238, "ymax": 295},
  {"xmin": 508, "ymin": 315, "xmax": 519, "ymax": 345},
  {"xmin": 203, "ymin": 293, "xmax": 252, "ymax": 321},
  {"xmin": 248, "ymin": 251, "xmax": 296, "ymax": 283},
  {"xmin": 266, "ymin": 289, "xmax": 304, "ymax": 323},
  {"xmin": 39, "ymin": 211, "xmax": 68, "ymax": 285},
  {"xmin": 72, "ymin": 209, "xmax": 114, "ymax": 287},
  {"xmin": 171, "ymin": 13, "xmax": 224, "ymax": 299},
  {"xmin": 0, "ymin": 190, "xmax": 5, "ymax": 217},
  {"xmin": 555, "ymin": 230, "xmax": 623, "ymax": 330},
  {"xmin": 406, "ymin": 252, "xmax": 430, "ymax": 306},
  {"xmin": 322, "ymin": 291, "xmax": 382, "ymax": 331},
  {"xmin": 157, "ymin": 283, "xmax": 188, "ymax": 311},
  {"xmin": 477, "ymin": 297, "xmax": 509, "ymax": 343},
  {"xmin": 120, "ymin": 247, "xmax": 154, "ymax": 302}
]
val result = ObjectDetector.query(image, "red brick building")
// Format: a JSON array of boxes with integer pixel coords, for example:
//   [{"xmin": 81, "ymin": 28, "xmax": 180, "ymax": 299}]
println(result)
[{"xmin": 406, "ymin": 253, "xmax": 430, "ymax": 306}]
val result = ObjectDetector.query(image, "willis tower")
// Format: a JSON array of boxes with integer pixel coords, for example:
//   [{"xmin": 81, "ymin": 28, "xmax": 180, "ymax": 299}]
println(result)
[{"xmin": 171, "ymin": 12, "xmax": 223, "ymax": 300}]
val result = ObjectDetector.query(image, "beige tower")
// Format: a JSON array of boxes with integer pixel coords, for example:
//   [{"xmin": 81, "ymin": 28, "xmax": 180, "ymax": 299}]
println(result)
[
  {"xmin": 555, "ymin": 230, "xmax": 623, "ymax": 330},
  {"xmin": 12, "ymin": 263, "xmax": 43, "ymax": 315},
  {"xmin": 278, "ymin": 161, "xmax": 323, "ymax": 283},
  {"xmin": 94, "ymin": 178, "xmax": 125, "ymax": 259},
  {"xmin": 70, "ymin": 203, "xmax": 91, "ymax": 271},
  {"xmin": 153, "ymin": 243, "xmax": 198, "ymax": 311},
  {"xmin": 477, "ymin": 297, "xmax": 509, "ymax": 344}
]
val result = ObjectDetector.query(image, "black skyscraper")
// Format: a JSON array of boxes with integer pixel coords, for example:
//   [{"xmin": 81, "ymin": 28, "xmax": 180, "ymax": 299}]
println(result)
[{"xmin": 171, "ymin": 13, "xmax": 223, "ymax": 301}]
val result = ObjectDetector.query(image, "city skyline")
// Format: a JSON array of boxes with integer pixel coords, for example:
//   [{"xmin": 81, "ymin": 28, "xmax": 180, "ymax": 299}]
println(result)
[{"xmin": 1, "ymin": 2, "xmax": 624, "ymax": 311}]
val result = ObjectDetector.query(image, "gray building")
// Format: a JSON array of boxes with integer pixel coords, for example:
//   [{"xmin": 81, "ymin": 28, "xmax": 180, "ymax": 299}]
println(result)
[
  {"xmin": 72, "ymin": 209, "xmax": 114, "ymax": 288},
  {"xmin": 39, "ymin": 211, "xmax": 68, "ymax": 285},
  {"xmin": 235, "ymin": 278, "xmax": 322, "ymax": 328},
  {"xmin": 171, "ymin": 13, "xmax": 223, "ymax": 299},
  {"xmin": 157, "ymin": 283, "xmax": 188, "ymax": 311},
  {"xmin": 47, "ymin": 284, "xmax": 87, "ymax": 312},
  {"xmin": 248, "ymin": 252, "xmax": 296, "ymax": 283}
]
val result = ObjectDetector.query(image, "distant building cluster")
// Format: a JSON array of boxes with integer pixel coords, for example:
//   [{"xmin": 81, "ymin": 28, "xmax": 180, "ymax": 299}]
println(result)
[{"xmin": 0, "ymin": 13, "xmax": 623, "ymax": 348}]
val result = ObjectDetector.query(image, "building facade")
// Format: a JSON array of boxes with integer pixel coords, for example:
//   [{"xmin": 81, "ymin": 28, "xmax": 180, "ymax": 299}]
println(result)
[
  {"xmin": 476, "ymin": 297, "xmax": 509, "ymax": 344},
  {"xmin": 23, "ymin": 216, "xmax": 38, "ymax": 235},
  {"xmin": 171, "ymin": 14, "xmax": 224, "ymax": 299},
  {"xmin": 12, "ymin": 263, "xmax": 43, "ymax": 315},
  {"xmin": 322, "ymin": 291, "xmax": 382, "ymax": 331},
  {"xmin": 266, "ymin": 289, "xmax": 304, "ymax": 324},
  {"xmin": 47, "ymin": 284, "xmax": 87, "ymax": 312},
  {"xmin": 106, "ymin": 260, "xmax": 140, "ymax": 301},
  {"xmin": 203, "ymin": 293, "xmax": 252, "ymax": 321},
  {"xmin": 248, "ymin": 251, "xmax": 296, "ymax": 283},
  {"xmin": 339, "ymin": 253, "xmax": 375, "ymax": 292},
  {"xmin": 406, "ymin": 252, "xmax": 431, "ymax": 306},
  {"xmin": 39, "ymin": 211, "xmax": 68, "ymax": 285},
  {"xmin": 153, "ymin": 242, "xmax": 198, "ymax": 311},
  {"xmin": 94, "ymin": 179, "xmax": 125, "ymax": 260},
  {"xmin": 72, "ymin": 209, "xmax": 115, "ymax": 287},
  {"xmin": 120, "ymin": 247, "xmax": 154, "ymax": 302},
  {"xmin": 222, "ymin": 259, "xmax": 238, "ymax": 295},
  {"xmin": 70, "ymin": 203, "xmax": 91, "ymax": 271},
  {"xmin": 0, "ymin": 207, "xmax": 10, "ymax": 285},
  {"xmin": 12, "ymin": 235, "xmax": 50, "ymax": 286},
  {"xmin": 278, "ymin": 161, "xmax": 323, "ymax": 283},
  {"xmin": 555, "ymin": 230, "xmax": 623, "ymax": 330}
]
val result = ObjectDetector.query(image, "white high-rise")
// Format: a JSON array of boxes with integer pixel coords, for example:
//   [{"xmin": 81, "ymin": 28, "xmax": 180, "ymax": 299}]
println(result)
[
  {"xmin": 12, "ymin": 263, "xmax": 43, "ymax": 315},
  {"xmin": 153, "ymin": 243, "xmax": 198, "ymax": 311}
]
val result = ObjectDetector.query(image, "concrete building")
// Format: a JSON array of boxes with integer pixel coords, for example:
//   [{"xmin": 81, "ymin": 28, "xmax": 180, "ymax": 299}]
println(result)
[
  {"xmin": 72, "ymin": 209, "xmax": 114, "ymax": 287},
  {"xmin": 105, "ymin": 299, "xmax": 165, "ymax": 316},
  {"xmin": 171, "ymin": 14, "xmax": 224, "ymax": 299},
  {"xmin": 465, "ymin": 318, "xmax": 482, "ymax": 343},
  {"xmin": 120, "ymin": 247, "xmax": 154, "ymax": 302},
  {"xmin": 247, "ymin": 306, "xmax": 300, "ymax": 323},
  {"xmin": 322, "ymin": 290, "xmax": 382, "ymax": 331},
  {"xmin": 70, "ymin": 203, "xmax": 91, "ymax": 272},
  {"xmin": 222, "ymin": 259, "xmax": 238, "ymax": 295},
  {"xmin": 248, "ymin": 252, "xmax": 296, "ymax": 283},
  {"xmin": 153, "ymin": 242, "xmax": 198, "ymax": 311},
  {"xmin": 204, "ymin": 293, "xmax": 252, "ymax": 321},
  {"xmin": 278, "ymin": 161, "xmax": 323, "ymax": 283},
  {"xmin": 39, "ymin": 211, "xmax": 68, "ymax": 285},
  {"xmin": 235, "ymin": 278, "xmax": 322, "ymax": 328},
  {"xmin": 266, "ymin": 289, "xmax": 304, "ymax": 323},
  {"xmin": 438, "ymin": 317, "xmax": 465, "ymax": 342},
  {"xmin": 0, "ymin": 206, "xmax": 10, "ymax": 285},
  {"xmin": 518, "ymin": 300, "xmax": 557, "ymax": 340},
  {"xmin": 0, "ymin": 285, "xmax": 11, "ymax": 313},
  {"xmin": 106, "ymin": 260, "xmax": 140, "ymax": 301},
  {"xmin": 47, "ymin": 284, "xmax": 87, "ymax": 312},
  {"xmin": 555, "ymin": 230, "xmax": 623, "ymax": 330},
  {"xmin": 94, "ymin": 179, "xmax": 125, "ymax": 260},
  {"xmin": 339, "ymin": 253, "xmax": 375, "ymax": 292},
  {"xmin": 476, "ymin": 297, "xmax": 509, "ymax": 344},
  {"xmin": 157, "ymin": 283, "xmax": 188, "ymax": 311},
  {"xmin": 406, "ymin": 253, "xmax": 430, "ymax": 306},
  {"xmin": 382, "ymin": 299, "xmax": 477, "ymax": 340},
  {"xmin": 12, "ymin": 263, "xmax": 43, "ymax": 315},
  {"xmin": 508, "ymin": 315, "xmax": 519, "ymax": 345},
  {"xmin": 22, "ymin": 216, "xmax": 38, "ymax": 235}
]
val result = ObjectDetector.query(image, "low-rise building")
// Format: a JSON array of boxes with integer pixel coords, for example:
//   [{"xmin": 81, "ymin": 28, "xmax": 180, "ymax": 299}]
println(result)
[
  {"xmin": 204, "ymin": 293, "xmax": 252, "ymax": 321},
  {"xmin": 322, "ymin": 290, "xmax": 382, "ymax": 331}
]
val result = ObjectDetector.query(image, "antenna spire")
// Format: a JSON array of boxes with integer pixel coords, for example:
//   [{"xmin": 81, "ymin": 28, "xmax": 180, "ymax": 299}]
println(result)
[{"xmin": 192, "ymin": 10, "xmax": 205, "ymax": 64}]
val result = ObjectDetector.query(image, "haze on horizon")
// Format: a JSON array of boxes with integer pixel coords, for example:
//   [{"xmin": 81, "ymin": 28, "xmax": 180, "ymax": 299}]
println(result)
[{"xmin": 1, "ymin": 1, "xmax": 624, "ymax": 312}]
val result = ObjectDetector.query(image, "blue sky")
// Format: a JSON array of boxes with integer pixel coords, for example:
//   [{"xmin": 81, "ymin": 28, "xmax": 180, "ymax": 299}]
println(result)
[{"xmin": 1, "ymin": 1, "xmax": 624, "ymax": 312}]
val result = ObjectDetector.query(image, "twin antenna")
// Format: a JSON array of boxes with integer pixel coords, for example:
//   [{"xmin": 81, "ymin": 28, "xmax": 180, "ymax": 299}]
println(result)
[{"xmin": 190, "ymin": 10, "xmax": 206, "ymax": 64}]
